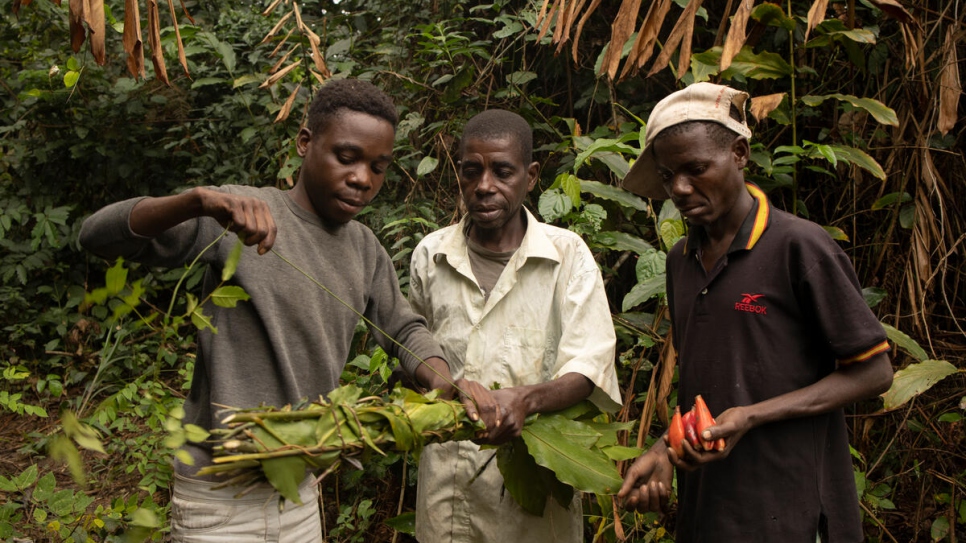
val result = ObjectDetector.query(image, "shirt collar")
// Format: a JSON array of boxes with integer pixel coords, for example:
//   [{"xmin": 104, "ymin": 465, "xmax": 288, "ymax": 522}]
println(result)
[
  {"xmin": 432, "ymin": 207, "xmax": 560, "ymax": 268},
  {"xmin": 683, "ymin": 182, "xmax": 771, "ymax": 256}
]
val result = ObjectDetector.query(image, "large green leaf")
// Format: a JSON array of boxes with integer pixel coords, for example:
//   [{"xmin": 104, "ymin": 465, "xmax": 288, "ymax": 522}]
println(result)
[
  {"xmin": 828, "ymin": 145, "xmax": 886, "ymax": 180},
  {"xmin": 691, "ymin": 47, "xmax": 792, "ymax": 80},
  {"xmin": 520, "ymin": 416, "xmax": 624, "ymax": 496},
  {"xmin": 882, "ymin": 360, "xmax": 959, "ymax": 410},
  {"xmin": 416, "ymin": 156, "xmax": 439, "ymax": 178},
  {"xmin": 622, "ymin": 274, "xmax": 666, "ymax": 311},
  {"xmin": 591, "ymin": 231, "xmax": 654, "ymax": 254},
  {"xmin": 800, "ymin": 94, "xmax": 898, "ymax": 126},
  {"xmin": 578, "ymin": 179, "xmax": 648, "ymax": 212},
  {"xmin": 222, "ymin": 239, "xmax": 244, "ymax": 281},
  {"xmin": 881, "ymin": 323, "xmax": 928, "ymax": 361},
  {"xmin": 497, "ymin": 440, "xmax": 549, "ymax": 515},
  {"xmin": 261, "ymin": 456, "xmax": 306, "ymax": 504},
  {"xmin": 384, "ymin": 512, "xmax": 416, "ymax": 535},
  {"xmin": 105, "ymin": 258, "xmax": 128, "ymax": 296},
  {"xmin": 538, "ymin": 189, "xmax": 573, "ymax": 222},
  {"xmin": 210, "ymin": 285, "xmax": 251, "ymax": 308}
]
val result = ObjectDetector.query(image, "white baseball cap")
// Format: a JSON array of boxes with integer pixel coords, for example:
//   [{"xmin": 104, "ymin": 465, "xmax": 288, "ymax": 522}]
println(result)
[{"xmin": 622, "ymin": 82, "xmax": 752, "ymax": 200}]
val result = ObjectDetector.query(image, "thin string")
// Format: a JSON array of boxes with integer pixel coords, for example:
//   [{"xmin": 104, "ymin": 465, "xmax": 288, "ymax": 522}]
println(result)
[{"xmin": 269, "ymin": 248, "xmax": 472, "ymax": 401}]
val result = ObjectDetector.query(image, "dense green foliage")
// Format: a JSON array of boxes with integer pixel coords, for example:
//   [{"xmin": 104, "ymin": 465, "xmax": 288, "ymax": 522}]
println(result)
[{"xmin": 1, "ymin": 0, "xmax": 963, "ymax": 541}]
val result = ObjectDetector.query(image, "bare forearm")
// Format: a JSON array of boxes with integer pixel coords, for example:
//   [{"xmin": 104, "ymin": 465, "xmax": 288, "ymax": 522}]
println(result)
[
  {"xmin": 130, "ymin": 188, "xmax": 206, "ymax": 237},
  {"xmin": 414, "ymin": 356, "xmax": 453, "ymax": 392},
  {"xmin": 741, "ymin": 353, "xmax": 893, "ymax": 428},
  {"xmin": 516, "ymin": 372, "xmax": 594, "ymax": 416}
]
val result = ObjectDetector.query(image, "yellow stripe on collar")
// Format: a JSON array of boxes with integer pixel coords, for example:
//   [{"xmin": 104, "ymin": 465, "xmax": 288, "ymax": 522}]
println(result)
[{"xmin": 745, "ymin": 183, "xmax": 769, "ymax": 250}]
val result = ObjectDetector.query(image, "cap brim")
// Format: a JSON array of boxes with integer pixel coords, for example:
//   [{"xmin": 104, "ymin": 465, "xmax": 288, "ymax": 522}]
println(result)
[{"xmin": 621, "ymin": 146, "xmax": 669, "ymax": 200}]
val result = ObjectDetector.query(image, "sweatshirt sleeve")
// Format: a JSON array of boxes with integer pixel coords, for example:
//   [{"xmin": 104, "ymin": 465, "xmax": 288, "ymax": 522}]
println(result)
[
  {"xmin": 79, "ymin": 194, "xmax": 222, "ymax": 268},
  {"xmin": 363, "ymin": 235, "xmax": 445, "ymax": 377}
]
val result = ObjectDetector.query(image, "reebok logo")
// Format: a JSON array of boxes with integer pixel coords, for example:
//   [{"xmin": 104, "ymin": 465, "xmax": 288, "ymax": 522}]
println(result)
[{"xmin": 735, "ymin": 293, "xmax": 767, "ymax": 314}]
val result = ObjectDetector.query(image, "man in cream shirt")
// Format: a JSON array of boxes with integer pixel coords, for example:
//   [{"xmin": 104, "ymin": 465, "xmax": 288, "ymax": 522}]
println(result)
[{"xmin": 409, "ymin": 109, "xmax": 622, "ymax": 542}]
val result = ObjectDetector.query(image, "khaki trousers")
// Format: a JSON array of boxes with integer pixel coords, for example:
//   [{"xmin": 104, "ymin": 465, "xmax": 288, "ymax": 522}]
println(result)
[{"xmin": 170, "ymin": 473, "xmax": 323, "ymax": 543}]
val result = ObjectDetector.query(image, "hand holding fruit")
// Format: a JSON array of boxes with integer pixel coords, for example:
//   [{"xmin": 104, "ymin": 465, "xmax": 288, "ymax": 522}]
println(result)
[{"xmin": 666, "ymin": 395, "xmax": 731, "ymax": 468}]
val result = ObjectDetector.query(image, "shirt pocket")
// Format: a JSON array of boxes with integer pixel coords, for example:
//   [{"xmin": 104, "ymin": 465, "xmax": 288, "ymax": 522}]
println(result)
[{"xmin": 499, "ymin": 326, "xmax": 548, "ymax": 386}]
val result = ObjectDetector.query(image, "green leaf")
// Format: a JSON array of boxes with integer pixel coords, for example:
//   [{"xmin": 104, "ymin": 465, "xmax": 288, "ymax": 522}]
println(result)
[
  {"xmin": 635, "ymin": 249, "xmax": 667, "ymax": 281},
  {"xmin": 822, "ymin": 226, "xmax": 849, "ymax": 241},
  {"xmin": 862, "ymin": 287, "xmax": 887, "ymax": 308},
  {"xmin": 800, "ymin": 94, "xmax": 898, "ymax": 126},
  {"xmin": 591, "ymin": 231, "xmax": 654, "ymax": 254},
  {"xmin": 129, "ymin": 507, "xmax": 160, "ymax": 528},
  {"xmin": 573, "ymin": 138, "xmax": 637, "ymax": 171},
  {"xmin": 416, "ymin": 156, "xmax": 439, "ymax": 178},
  {"xmin": 61, "ymin": 411, "xmax": 106, "ymax": 454},
  {"xmin": 278, "ymin": 155, "xmax": 302, "ymax": 179},
  {"xmin": 930, "ymin": 516, "xmax": 950, "ymax": 541},
  {"xmin": 233, "ymin": 74, "xmax": 263, "ymax": 88},
  {"xmin": 383, "ymin": 512, "xmax": 415, "ymax": 535},
  {"xmin": 578, "ymin": 179, "xmax": 648, "ymax": 212},
  {"xmin": 899, "ymin": 204, "xmax": 915, "ymax": 229},
  {"xmin": 64, "ymin": 70, "xmax": 81, "ymax": 89},
  {"xmin": 828, "ymin": 145, "xmax": 886, "ymax": 180},
  {"xmin": 659, "ymin": 219, "xmax": 685, "ymax": 250},
  {"xmin": 190, "ymin": 307, "xmax": 217, "ymax": 333},
  {"xmin": 700, "ymin": 47, "xmax": 793, "ymax": 80},
  {"xmin": 882, "ymin": 360, "xmax": 958, "ymax": 410},
  {"xmin": 261, "ymin": 456, "xmax": 307, "ymax": 504},
  {"xmin": 520, "ymin": 416, "xmax": 624, "ymax": 496},
  {"xmin": 443, "ymin": 64, "xmax": 475, "ymax": 103},
  {"xmin": 48, "ymin": 489, "xmax": 74, "ymax": 517},
  {"xmin": 48, "ymin": 435, "xmax": 85, "ymax": 485},
  {"xmin": 496, "ymin": 440, "xmax": 548, "ymax": 516},
  {"xmin": 751, "ymin": 2, "xmax": 795, "ymax": 30},
  {"xmin": 507, "ymin": 70, "xmax": 537, "ymax": 86},
  {"xmin": 210, "ymin": 285, "xmax": 251, "ymax": 308},
  {"xmin": 184, "ymin": 424, "xmax": 210, "ymax": 443},
  {"xmin": 871, "ymin": 192, "xmax": 912, "ymax": 210},
  {"xmin": 600, "ymin": 445, "xmax": 644, "ymax": 461},
  {"xmin": 67, "ymin": 57, "xmax": 81, "ymax": 71},
  {"xmin": 560, "ymin": 174, "xmax": 582, "ymax": 209},
  {"xmin": 622, "ymin": 275, "xmax": 666, "ymax": 311},
  {"xmin": 105, "ymin": 259, "xmax": 127, "ymax": 296},
  {"xmin": 190, "ymin": 77, "xmax": 227, "ymax": 89},
  {"xmin": 537, "ymin": 189, "xmax": 573, "ymax": 222},
  {"xmin": 881, "ymin": 323, "xmax": 928, "ymax": 361},
  {"xmin": 14, "ymin": 464, "xmax": 38, "ymax": 490},
  {"xmin": 34, "ymin": 472, "xmax": 56, "ymax": 502},
  {"xmin": 222, "ymin": 239, "xmax": 244, "ymax": 281}
]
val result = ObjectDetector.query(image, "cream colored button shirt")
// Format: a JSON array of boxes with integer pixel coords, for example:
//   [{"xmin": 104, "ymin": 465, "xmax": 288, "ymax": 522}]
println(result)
[{"xmin": 410, "ymin": 208, "xmax": 622, "ymax": 543}]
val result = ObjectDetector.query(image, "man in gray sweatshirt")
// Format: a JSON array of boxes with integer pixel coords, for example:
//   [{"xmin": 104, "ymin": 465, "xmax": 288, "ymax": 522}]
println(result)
[{"xmin": 79, "ymin": 79, "xmax": 456, "ymax": 542}]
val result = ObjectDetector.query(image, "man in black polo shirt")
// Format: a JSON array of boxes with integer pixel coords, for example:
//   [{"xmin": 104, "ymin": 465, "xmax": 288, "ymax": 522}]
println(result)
[{"xmin": 616, "ymin": 82, "xmax": 894, "ymax": 542}]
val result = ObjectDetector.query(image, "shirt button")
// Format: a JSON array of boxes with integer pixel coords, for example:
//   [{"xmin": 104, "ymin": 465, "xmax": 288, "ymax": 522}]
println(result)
[{"xmin": 701, "ymin": 288, "xmax": 708, "ymax": 294}]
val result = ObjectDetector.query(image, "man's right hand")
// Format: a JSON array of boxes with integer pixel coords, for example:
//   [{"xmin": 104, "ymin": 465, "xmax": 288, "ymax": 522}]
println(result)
[
  {"xmin": 130, "ymin": 187, "xmax": 278, "ymax": 255},
  {"xmin": 618, "ymin": 442, "xmax": 674, "ymax": 513},
  {"xmin": 196, "ymin": 188, "xmax": 277, "ymax": 254}
]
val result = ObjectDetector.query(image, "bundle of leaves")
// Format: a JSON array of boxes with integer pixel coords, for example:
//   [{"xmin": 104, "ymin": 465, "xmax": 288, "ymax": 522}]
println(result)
[{"xmin": 199, "ymin": 384, "xmax": 640, "ymax": 515}]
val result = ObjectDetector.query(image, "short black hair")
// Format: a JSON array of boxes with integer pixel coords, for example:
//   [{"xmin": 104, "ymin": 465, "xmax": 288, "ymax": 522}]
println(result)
[
  {"xmin": 306, "ymin": 79, "xmax": 398, "ymax": 134},
  {"xmin": 654, "ymin": 104, "xmax": 746, "ymax": 150},
  {"xmin": 460, "ymin": 109, "xmax": 533, "ymax": 164}
]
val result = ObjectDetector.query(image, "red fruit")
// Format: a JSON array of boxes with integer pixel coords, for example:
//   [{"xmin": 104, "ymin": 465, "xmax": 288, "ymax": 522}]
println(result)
[
  {"xmin": 694, "ymin": 395, "xmax": 717, "ymax": 451},
  {"xmin": 682, "ymin": 408, "xmax": 701, "ymax": 448},
  {"xmin": 668, "ymin": 406, "xmax": 685, "ymax": 457}
]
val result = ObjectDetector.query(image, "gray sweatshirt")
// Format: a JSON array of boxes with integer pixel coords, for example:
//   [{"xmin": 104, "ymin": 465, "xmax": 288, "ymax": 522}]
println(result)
[{"xmin": 79, "ymin": 185, "xmax": 443, "ymax": 475}]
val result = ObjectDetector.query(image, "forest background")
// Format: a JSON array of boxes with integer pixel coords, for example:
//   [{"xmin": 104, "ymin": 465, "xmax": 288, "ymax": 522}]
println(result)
[{"xmin": 1, "ymin": 0, "xmax": 964, "ymax": 541}]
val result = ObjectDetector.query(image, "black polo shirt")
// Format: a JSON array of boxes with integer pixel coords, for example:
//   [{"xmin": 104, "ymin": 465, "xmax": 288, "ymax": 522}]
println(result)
[{"xmin": 667, "ymin": 183, "xmax": 890, "ymax": 543}]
